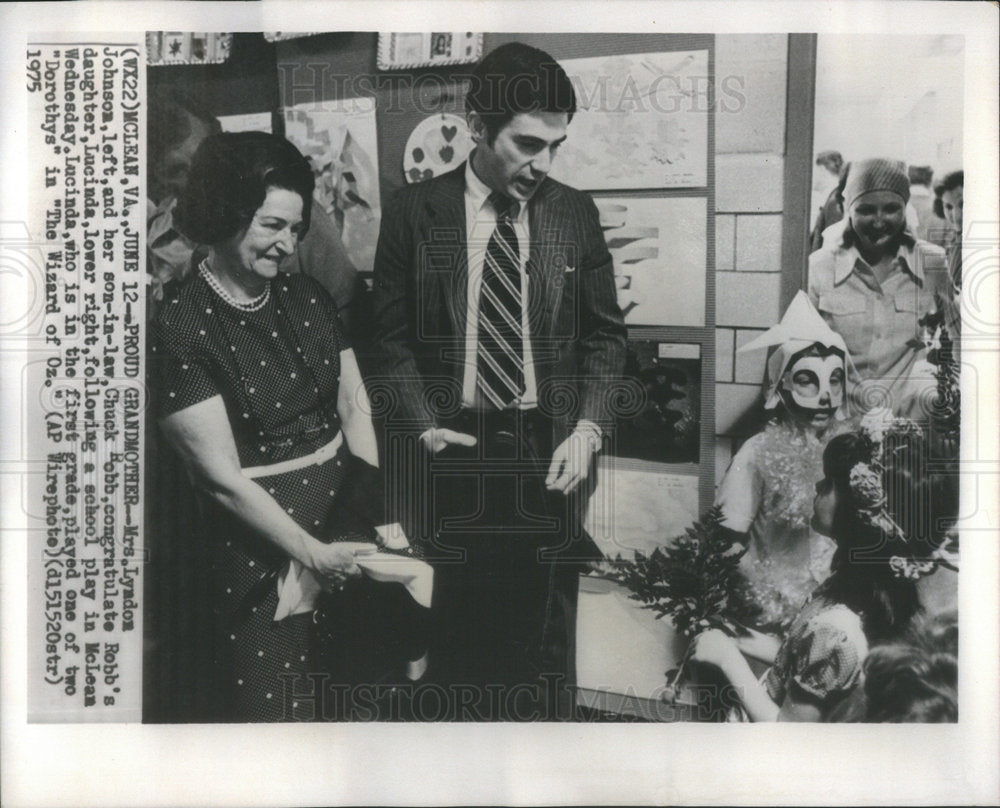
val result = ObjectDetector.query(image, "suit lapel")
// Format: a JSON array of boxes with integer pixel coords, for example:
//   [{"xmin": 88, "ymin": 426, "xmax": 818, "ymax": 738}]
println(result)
[
  {"xmin": 527, "ymin": 180, "xmax": 567, "ymax": 337},
  {"xmin": 423, "ymin": 167, "xmax": 468, "ymax": 338},
  {"xmin": 423, "ymin": 170, "xmax": 567, "ymax": 343}
]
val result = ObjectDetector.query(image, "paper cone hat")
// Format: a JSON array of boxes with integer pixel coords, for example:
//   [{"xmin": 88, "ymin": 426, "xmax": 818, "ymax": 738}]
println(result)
[{"xmin": 738, "ymin": 291, "xmax": 852, "ymax": 411}]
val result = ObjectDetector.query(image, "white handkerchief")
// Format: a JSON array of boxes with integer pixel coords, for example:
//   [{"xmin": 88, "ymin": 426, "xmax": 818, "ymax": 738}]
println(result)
[
  {"xmin": 274, "ymin": 559, "xmax": 323, "ymax": 620},
  {"xmin": 355, "ymin": 553, "xmax": 434, "ymax": 609},
  {"xmin": 273, "ymin": 552, "xmax": 434, "ymax": 621}
]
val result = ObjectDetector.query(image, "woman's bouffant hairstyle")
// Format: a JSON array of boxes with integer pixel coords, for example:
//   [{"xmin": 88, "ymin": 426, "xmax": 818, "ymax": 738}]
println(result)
[
  {"xmin": 465, "ymin": 42, "xmax": 576, "ymax": 144},
  {"xmin": 174, "ymin": 132, "xmax": 315, "ymax": 246},
  {"xmin": 933, "ymin": 169, "xmax": 964, "ymax": 219},
  {"xmin": 820, "ymin": 429, "xmax": 933, "ymax": 642},
  {"xmin": 863, "ymin": 609, "xmax": 958, "ymax": 722}
]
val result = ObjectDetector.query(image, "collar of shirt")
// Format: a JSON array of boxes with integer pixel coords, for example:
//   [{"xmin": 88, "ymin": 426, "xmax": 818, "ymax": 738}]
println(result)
[
  {"xmin": 832, "ymin": 238, "xmax": 925, "ymax": 288},
  {"xmin": 464, "ymin": 157, "xmax": 529, "ymax": 225}
]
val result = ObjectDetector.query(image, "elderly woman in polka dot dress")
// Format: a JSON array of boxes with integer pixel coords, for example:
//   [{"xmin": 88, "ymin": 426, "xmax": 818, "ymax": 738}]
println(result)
[{"xmin": 152, "ymin": 132, "xmax": 428, "ymax": 721}]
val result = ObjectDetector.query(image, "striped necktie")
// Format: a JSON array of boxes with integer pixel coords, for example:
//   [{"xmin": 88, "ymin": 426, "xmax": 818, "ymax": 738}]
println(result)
[{"xmin": 477, "ymin": 192, "xmax": 525, "ymax": 409}]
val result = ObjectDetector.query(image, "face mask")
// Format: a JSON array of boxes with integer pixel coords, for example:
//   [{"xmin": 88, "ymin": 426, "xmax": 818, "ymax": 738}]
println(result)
[{"xmin": 781, "ymin": 355, "xmax": 844, "ymax": 412}]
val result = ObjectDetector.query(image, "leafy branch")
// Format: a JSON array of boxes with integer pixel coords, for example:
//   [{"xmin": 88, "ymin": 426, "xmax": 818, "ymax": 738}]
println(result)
[{"xmin": 596, "ymin": 507, "xmax": 760, "ymax": 639}]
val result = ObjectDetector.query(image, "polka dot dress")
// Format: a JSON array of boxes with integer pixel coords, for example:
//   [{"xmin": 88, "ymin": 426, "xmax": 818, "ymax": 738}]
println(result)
[{"xmin": 153, "ymin": 271, "xmax": 351, "ymax": 722}]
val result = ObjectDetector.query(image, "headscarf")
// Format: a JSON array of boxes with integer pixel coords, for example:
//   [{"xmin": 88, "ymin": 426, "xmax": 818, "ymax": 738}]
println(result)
[{"xmin": 843, "ymin": 158, "xmax": 910, "ymax": 210}]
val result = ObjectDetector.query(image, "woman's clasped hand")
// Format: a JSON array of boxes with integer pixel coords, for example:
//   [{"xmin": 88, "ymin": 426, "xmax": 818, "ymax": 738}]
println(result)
[{"xmin": 307, "ymin": 540, "xmax": 377, "ymax": 590}]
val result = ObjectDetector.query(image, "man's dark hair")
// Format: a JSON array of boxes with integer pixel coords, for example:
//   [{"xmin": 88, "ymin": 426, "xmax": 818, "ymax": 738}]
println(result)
[
  {"xmin": 174, "ymin": 131, "xmax": 314, "ymax": 245},
  {"xmin": 907, "ymin": 165, "xmax": 933, "ymax": 187},
  {"xmin": 465, "ymin": 42, "xmax": 576, "ymax": 144}
]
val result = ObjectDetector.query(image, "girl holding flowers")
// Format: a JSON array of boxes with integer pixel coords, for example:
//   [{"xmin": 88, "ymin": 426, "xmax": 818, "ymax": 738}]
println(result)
[{"xmin": 693, "ymin": 409, "xmax": 957, "ymax": 721}]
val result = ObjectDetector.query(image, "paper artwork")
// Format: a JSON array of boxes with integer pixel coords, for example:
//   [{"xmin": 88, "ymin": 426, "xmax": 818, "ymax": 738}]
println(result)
[
  {"xmin": 584, "ymin": 462, "xmax": 700, "ymax": 559},
  {"xmin": 284, "ymin": 97, "xmax": 382, "ymax": 274},
  {"xmin": 403, "ymin": 113, "xmax": 474, "ymax": 183},
  {"xmin": 615, "ymin": 341, "xmax": 702, "ymax": 464},
  {"xmin": 550, "ymin": 50, "xmax": 709, "ymax": 189},
  {"xmin": 596, "ymin": 196, "xmax": 707, "ymax": 327},
  {"xmin": 377, "ymin": 32, "xmax": 483, "ymax": 70},
  {"xmin": 146, "ymin": 32, "xmax": 233, "ymax": 65}
]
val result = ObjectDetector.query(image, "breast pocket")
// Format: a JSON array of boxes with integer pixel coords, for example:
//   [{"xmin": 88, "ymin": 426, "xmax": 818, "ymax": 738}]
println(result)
[
  {"xmin": 818, "ymin": 290, "xmax": 873, "ymax": 357},
  {"xmin": 528, "ymin": 256, "xmax": 575, "ymax": 343},
  {"xmin": 890, "ymin": 290, "xmax": 925, "ymax": 345}
]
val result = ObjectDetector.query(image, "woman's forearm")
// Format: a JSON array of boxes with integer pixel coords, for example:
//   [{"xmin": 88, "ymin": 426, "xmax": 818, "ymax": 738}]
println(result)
[
  {"xmin": 200, "ymin": 469, "xmax": 322, "ymax": 568},
  {"xmin": 160, "ymin": 397, "xmax": 342, "ymax": 575},
  {"xmin": 340, "ymin": 403, "xmax": 379, "ymax": 466},
  {"xmin": 338, "ymin": 349, "xmax": 379, "ymax": 466}
]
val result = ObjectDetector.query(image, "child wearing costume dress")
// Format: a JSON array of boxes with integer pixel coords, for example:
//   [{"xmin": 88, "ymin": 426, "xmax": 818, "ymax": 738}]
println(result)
[
  {"xmin": 716, "ymin": 292, "xmax": 854, "ymax": 635},
  {"xmin": 693, "ymin": 411, "xmax": 957, "ymax": 721}
]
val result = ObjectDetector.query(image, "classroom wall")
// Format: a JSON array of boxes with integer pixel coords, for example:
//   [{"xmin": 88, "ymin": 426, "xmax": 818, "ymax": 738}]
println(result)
[
  {"xmin": 275, "ymin": 31, "xmax": 722, "ymax": 512},
  {"xmin": 712, "ymin": 34, "xmax": 791, "ymax": 483},
  {"xmin": 147, "ymin": 34, "xmax": 281, "ymax": 118},
  {"xmin": 274, "ymin": 32, "xmax": 715, "ymax": 202}
]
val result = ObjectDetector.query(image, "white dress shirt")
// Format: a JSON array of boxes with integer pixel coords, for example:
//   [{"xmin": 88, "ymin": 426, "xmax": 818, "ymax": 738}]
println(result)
[{"xmin": 462, "ymin": 160, "xmax": 538, "ymax": 409}]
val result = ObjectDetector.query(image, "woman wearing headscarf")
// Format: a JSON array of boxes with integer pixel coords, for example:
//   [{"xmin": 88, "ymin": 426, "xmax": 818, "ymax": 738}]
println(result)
[{"xmin": 807, "ymin": 158, "xmax": 951, "ymax": 419}]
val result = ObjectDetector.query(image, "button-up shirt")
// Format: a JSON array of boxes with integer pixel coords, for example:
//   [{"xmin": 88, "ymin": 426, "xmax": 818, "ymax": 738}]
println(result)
[
  {"xmin": 462, "ymin": 160, "xmax": 538, "ymax": 409},
  {"xmin": 808, "ymin": 236, "xmax": 950, "ymax": 418}
]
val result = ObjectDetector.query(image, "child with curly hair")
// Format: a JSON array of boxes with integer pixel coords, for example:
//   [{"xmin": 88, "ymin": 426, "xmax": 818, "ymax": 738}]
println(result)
[{"xmin": 694, "ymin": 411, "xmax": 957, "ymax": 721}]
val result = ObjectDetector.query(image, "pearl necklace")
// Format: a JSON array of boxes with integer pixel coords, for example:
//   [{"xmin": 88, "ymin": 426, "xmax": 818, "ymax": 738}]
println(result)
[{"xmin": 199, "ymin": 260, "xmax": 271, "ymax": 312}]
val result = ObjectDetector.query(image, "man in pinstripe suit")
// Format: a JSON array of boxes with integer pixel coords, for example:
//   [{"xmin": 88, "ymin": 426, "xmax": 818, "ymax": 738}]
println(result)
[{"xmin": 372, "ymin": 42, "xmax": 626, "ymax": 718}]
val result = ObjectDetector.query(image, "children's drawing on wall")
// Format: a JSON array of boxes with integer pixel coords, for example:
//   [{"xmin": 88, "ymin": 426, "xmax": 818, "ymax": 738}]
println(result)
[
  {"xmin": 613, "ymin": 341, "xmax": 701, "ymax": 464},
  {"xmin": 596, "ymin": 197, "xmax": 706, "ymax": 327},
  {"xmin": 284, "ymin": 97, "xmax": 382, "ymax": 274},
  {"xmin": 550, "ymin": 50, "xmax": 709, "ymax": 189},
  {"xmin": 403, "ymin": 113, "xmax": 474, "ymax": 183},
  {"xmin": 584, "ymin": 463, "xmax": 700, "ymax": 558}
]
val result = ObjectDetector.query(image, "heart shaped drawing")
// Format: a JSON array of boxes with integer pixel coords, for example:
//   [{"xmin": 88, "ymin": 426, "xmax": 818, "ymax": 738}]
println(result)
[
  {"xmin": 412, "ymin": 147, "xmax": 425, "ymax": 163},
  {"xmin": 441, "ymin": 125, "xmax": 457, "ymax": 142},
  {"xmin": 439, "ymin": 145, "xmax": 454, "ymax": 164}
]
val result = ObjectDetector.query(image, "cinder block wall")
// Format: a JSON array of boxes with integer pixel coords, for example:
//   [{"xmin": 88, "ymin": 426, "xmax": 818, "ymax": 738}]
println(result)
[{"xmin": 713, "ymin": 35, "xmax": 790, "ymax": 484}]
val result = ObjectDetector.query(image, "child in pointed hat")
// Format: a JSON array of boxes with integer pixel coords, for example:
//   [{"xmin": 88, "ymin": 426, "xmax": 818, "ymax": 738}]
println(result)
[{"xmin": 716, "ymin": 291, "xmax": 854, "ymax": 637}]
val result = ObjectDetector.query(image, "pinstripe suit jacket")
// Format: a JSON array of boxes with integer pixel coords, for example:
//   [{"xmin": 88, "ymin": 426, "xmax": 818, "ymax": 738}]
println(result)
[{"xmin": 371, "ymin": 164, "xmax": 626, "ymax": 442}]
